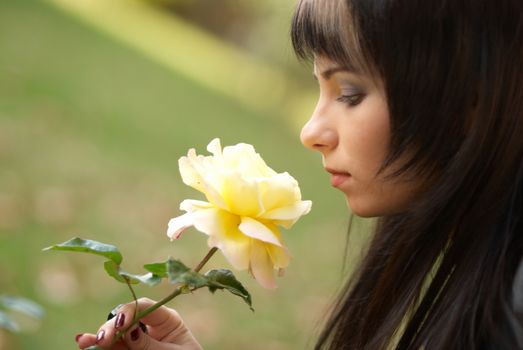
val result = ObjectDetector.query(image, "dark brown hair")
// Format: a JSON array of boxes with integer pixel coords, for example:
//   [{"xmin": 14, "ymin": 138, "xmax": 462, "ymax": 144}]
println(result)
[{"xmin": 292, "ymin": 0, "xmax": 523, "ymax": 348}]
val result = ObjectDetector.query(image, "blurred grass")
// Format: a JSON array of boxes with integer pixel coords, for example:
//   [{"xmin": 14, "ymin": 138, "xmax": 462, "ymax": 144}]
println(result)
[
  {"xmin": 0, "ymin": 0, "xmax": 371, "ymax": 349},
  {"xmin": 46, "ymin": 0, "xmax": 312, "ymax": 122}
]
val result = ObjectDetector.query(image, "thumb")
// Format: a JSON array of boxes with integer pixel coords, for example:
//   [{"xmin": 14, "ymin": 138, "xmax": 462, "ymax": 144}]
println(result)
[{"xmin": 124, "ymin": 325, "xmax": 172, "ymax": 350}]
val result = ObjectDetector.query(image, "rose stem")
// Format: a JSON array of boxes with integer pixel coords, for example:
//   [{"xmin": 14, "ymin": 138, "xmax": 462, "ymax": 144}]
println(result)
[
  {"xmin": 124, "ymin": 277, "xmax": 139, "ymax": 321},
  {"xmin": 194, "ymin": 247, "xmax": 218, "ymax": 273}
]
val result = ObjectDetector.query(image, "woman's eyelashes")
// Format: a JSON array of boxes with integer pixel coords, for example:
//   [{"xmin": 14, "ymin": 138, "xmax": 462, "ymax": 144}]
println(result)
[
  {"xmin": 336, "ymin": 92, "xmax": 366, "ymax": 106},
  {"xmin": 334, "ymin": 82, "xmax": 366, "ymax": 106},
  {"xmin": 315, "ymin": 74, "xmax": 367, "ymax": 107}
]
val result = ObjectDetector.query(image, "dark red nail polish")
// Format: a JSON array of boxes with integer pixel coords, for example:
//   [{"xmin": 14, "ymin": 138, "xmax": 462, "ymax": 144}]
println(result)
[
  {"xmin": 115, "ymin": 312, "xmax": 125, "ymax": 328},
  {"xmin": 130, "ymin": 327, "xmax": 140, "ymax": 341},
  {"xmin": 75, "ymin": 333, "xmax": 83, "ymax": 342},
  {"xmin": 96, "ymin": 329, "xmax": 105, "ymax": 342}
]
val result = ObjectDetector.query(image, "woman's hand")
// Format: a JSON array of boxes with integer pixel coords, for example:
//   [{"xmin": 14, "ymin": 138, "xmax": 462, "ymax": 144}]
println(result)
[{"xmin": 75, "ymin": 298, "xmax": 202, "ymax": 350}]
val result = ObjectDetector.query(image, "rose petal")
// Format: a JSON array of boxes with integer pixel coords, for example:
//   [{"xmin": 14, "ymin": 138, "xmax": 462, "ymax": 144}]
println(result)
[
  {"xmin": 249, "ymin": 241, "xmax": 277, "ymax": 289},
  {"xmin": 220, "ymin": 173, "xmax": 263, "ymax": 216},
  {"xmin": 179, "ymin": 149, "xmax": 227, "ymax": 209},
  {"xmin": 190, "ymin": 208, "xmax": 251, "ymax": 270},
  {"xmin": 167, "ymin": 213, "xmax": 194, "ymax": 240},
  {"xmin": 178, "ymin": 151, "xmax": 207, "ymax": 193},
  {"xmin": 209, "ymin": 235, "xmax": 251, "ymax": 271},
  {"xmin": 189, "ymin": 207, "xmax": 223, "ymax": 237},
  {"xmin": 258, "ymin": 173, "xmax": 301, "ymax": 212},
  {"xmin": 179, "ymin": 199, "xmax": 212, "ymax": 212},
  {"xmin": 266, "ymin": 243, "xmax": 291, "ymax": 269},
  {"xmin": 238, "ymin": 217, "xmax": 282, "ymax": 247},
  {"xmin": 222, "ymin": 143, "xmax": 276, "ymax": 178},
  {"xmin": 259, "ymin": 200, "xmax": 312, "ymax": 224},
  {"xmin": 206, "ymin": 138, "xmax": 222, "ymax": 156}
]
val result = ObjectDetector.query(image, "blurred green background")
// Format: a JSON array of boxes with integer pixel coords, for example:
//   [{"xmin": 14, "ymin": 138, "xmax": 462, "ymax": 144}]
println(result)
[{"xmin": 0, "ymin": 0, "xmax": 372, "ymax": 348}]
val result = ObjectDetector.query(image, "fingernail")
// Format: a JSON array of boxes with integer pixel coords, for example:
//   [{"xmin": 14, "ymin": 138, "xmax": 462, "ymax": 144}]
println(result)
[
  {"xmin": 75, "ymin": 333, "xmax": 83, "ymax": 342},
  {"xmin": 115, "ymin": 312, "xmax": 125, "ymax": 329},
  {"xmin": 130, "ymin": 327, "xmax": 140, "ymax": 341},
  {"xmin": 96, "ymin": 329, "xmax": 105, "ymax": 342}
]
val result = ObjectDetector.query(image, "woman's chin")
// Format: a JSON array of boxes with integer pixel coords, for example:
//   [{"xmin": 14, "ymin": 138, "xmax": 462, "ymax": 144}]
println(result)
[
  {"xmin": 346, "ymin": 199, "xmax": 376, "ymax": 218},
  {"xmin": 345, "ymin": 197, "xmax": 396, "ymax": 218}
]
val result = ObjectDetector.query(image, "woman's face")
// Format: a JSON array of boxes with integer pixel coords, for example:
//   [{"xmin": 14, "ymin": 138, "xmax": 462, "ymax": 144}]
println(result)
[{"xmin": 301, "ymin": 56, "xmax": 423, "ymax": 217}]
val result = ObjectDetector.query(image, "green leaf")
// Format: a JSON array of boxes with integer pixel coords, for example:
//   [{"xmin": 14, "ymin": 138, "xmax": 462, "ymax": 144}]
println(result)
[
  {"xmin": 119, "ymin": 271, "xmax": 162, "ymax": 287},
  {"xmin": 0, "ymin": 310, "xmax": 18, "ymax": 332},
  {"xmin": 166, "ymin": 258, "xmax": 208, "ymax": 289},
  {"xmin": 205, "ymin": 269, "xmax": 253, "ymax": 311},
  {"xmin": 0, "ymin": 296, "xmax": 44, "ymax": 319},
  {"xmin": 43, "ymin": 237, "xmax": 123, "ymax": 264},
  {"xmin": 103, "ymin": 260, "xmax": 128, "ymax": 283},
  {"xmin": 162, "ymin": 260, "xmax": 253, "ymax": 310},
  {"xmin": 104, "ymin": 261, "xmax": 162, "ymax": 286},
  {"xmin": 143, "ymin": 261, "xmax": 168, "ymax": 278},
  {"xmin": 166, "ymin": 258, "xmax": 190, "ymax": 277}
]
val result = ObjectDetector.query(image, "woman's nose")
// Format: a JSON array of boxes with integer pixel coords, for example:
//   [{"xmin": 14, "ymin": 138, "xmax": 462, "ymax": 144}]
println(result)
[{"xmin": 300, "ymin": 111, "xmax": 338, "ymax": 153}]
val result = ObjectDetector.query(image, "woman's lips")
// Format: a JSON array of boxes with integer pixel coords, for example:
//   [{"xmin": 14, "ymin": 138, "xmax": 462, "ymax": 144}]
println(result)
[{"xmin": 325, "ymin": 168, "xmax": 351, "ymax": 187}]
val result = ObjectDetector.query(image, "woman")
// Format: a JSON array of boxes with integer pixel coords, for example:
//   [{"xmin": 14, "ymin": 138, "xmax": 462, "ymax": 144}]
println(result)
[{"xmin": 76, "ymin": 0, "xmax": 523, "ymax": 348}]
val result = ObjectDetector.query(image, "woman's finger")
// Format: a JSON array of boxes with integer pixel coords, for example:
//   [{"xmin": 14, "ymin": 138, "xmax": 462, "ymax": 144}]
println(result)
[
  {"xmin": 123, "ymin": 325, "xmax": 173, "ymax": 350},
  {"xmin": 75, "ymin": 332, "xmax": 128, "ymax": 350},
  {"xmin": 117, "ymin": 298, "xmax": 201, "ymax": 349},
  {"xmin": 116, "ymin": 298, "xmax": 185, "ymax": 341},
  {"xmin": 85, "ymin": 318, "xmax": 125, "ymax": 349},
  {"xmin": 75, "ymin": 333, "xmax": 97, "ymax": 349}
]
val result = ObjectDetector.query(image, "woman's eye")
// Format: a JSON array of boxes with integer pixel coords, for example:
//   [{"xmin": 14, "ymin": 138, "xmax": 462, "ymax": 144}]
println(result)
[{"xmin": 336, "ymin": 93, "xmax": 365, "ymax": 106}]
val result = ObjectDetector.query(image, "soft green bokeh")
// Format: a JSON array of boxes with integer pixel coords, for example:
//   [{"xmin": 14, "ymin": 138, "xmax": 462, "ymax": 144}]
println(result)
[{"xmin": 0, "ymin": 0, "xmax": 372, "ymax": 349}]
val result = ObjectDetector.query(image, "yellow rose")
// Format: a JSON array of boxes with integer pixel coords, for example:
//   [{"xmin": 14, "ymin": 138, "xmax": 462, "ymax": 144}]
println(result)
[{"xmin": 167, "ymin": 138, "xmax": 312, "ymax": 289}]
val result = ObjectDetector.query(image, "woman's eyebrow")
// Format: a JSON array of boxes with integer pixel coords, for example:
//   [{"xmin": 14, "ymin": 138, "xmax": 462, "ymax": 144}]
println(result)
[{"xmin": 313, "ymin": 66, "xmax": 351, "ymax": 80}]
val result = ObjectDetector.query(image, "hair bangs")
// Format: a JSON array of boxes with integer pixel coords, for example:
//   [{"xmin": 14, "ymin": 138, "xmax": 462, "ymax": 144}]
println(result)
[{"xmin": 291, "ymin": 0, "xmax": 371, "ymax": 75}]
